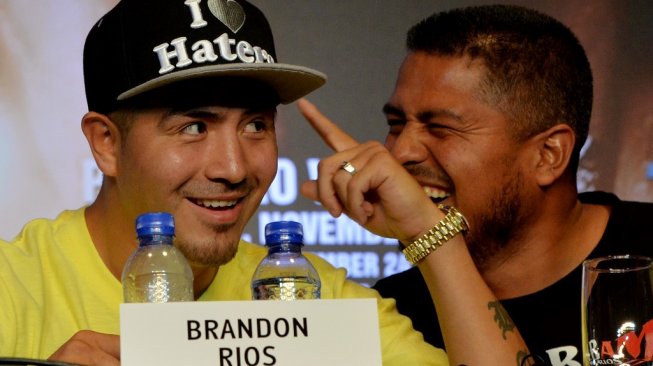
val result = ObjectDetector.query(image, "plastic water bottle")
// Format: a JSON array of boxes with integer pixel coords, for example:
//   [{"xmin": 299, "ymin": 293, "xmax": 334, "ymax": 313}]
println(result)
[
  {"xmin": 122, "ymin": 212, "xmax": 194, "ymax": 303},
  {"xmin": 252, "ymin": 221, "xmax": 321, "ymax": 300}
]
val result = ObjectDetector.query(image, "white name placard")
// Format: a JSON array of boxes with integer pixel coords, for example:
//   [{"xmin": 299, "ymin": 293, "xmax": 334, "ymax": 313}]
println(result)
[{"xmin": 120, "ymin": 299, "xmax": 381, "ymax": 366}]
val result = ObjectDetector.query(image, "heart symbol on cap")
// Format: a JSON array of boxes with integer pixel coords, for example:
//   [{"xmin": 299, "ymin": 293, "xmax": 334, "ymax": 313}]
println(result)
[{"xmin": 207, "ymin": 0, "xmax": 246, "ymax": 33}]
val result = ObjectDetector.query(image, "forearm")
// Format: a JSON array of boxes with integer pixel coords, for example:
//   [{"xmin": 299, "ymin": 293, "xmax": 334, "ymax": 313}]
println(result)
[{"xmin": 416, "ymin": 236, "xmax": 530, "ymax": 366}]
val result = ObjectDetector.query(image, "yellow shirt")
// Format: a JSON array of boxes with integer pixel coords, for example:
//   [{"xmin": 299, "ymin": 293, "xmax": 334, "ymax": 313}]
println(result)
[{"xmin": 0, "ymin": 208, "xmax": 447, "ymax": 365}]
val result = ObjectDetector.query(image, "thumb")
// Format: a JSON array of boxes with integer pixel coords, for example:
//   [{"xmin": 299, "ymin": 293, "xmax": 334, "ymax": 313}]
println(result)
[{"xmin": 300, "ymin": 180, "xmax": 318, "ymax": 202}]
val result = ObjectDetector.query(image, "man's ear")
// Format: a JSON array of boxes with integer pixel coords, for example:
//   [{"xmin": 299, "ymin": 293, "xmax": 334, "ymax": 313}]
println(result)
[
  {"xmin": 531, "ymin": 124, "xmax": 575, "ymax": 187},
  {"xmin": 81, "ymin": 112, "xmax": 121, "ymax": 177}
]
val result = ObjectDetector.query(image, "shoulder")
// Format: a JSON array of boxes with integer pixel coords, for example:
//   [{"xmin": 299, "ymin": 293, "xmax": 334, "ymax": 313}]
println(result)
[
  {"xmin": 580, "ymin": 191, "xmax": 653, "ymax": 230},
  {"xmin": 0, "ymin": 209, "xmax": 85, "ymax": 302},
  {"xmin": 2, "ymin": 208, "xmax": 86, "ymax": 254},
  {"xmin": 589, "ymin": 191, "xmax": 653, "ymax": 225},
  {"xmin": 0, "ymin": 208, "xmax": 94, "ymax": 292},
  {"xmin": 579, "ymin": 191, "xmax": 620, "ymax": 205},
  {"xmin": 587, "ymin": 192, "xmax": 653, "ymax": 255},
  {"xmin": 4, "ymin": 208, "xmax": 87, "ymax": 242},
  {"xmin": 580, "ymin": 191, "xmax": 653, "ymax": 213}
]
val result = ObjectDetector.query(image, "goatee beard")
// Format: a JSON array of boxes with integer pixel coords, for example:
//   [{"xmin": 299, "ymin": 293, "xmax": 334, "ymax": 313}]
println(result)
[{"xmin": 175, "ymin": 225, "xmax": 240, "ymax": 267}]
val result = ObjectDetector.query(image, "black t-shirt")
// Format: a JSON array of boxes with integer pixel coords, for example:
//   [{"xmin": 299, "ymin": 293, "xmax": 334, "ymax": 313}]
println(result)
[{"xmin": 373, "ymin": 191, "xmax": 653, "ymax": 366}]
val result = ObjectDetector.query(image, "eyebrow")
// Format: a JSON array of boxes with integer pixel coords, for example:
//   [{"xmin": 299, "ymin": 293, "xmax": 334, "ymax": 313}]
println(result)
[
  {"xmin": 163, "ymin": 106, "xmax": 277, "ymax": 121},
  {"xmin": 382, "ymin": 103, "xmax": 463, "ymax": 123},
  {"xmin": 382, "ymin": 103, "xmax": 405, "ymax": 118}
]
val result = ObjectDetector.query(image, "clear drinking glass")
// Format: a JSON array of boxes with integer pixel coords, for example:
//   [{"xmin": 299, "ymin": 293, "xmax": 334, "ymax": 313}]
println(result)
[{"xmin": 581, "ymin": 255, "xmax": 653, "ymax": 366}]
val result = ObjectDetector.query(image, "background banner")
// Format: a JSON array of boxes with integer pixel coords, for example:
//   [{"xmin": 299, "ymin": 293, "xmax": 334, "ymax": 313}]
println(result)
[{"xmin": 1, "ymin": 0, "xmax": 651, "ymax": 285}]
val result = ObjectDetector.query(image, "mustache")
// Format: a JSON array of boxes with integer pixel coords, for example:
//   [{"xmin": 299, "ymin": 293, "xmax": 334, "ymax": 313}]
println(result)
[
  {"xmin": 180, "ymin": 179, "xmax": 253, "ymax": 197},
  {"xmin": 403, "ymin": 164, "xmax": 454, "ymax": 187}
]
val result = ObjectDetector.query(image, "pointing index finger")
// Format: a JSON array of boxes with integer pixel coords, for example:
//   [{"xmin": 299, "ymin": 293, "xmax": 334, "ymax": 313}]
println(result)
[{"xmin": 297, "ymin": 98, "xmax": 359, "ymax": 152}]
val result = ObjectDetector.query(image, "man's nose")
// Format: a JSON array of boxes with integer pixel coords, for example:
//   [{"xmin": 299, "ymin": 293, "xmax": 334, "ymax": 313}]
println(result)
[
  {"xmin": 203, "ymin": 132, "xmax": 247, "ymax": 184},
  {"xmin": 386, "ymin": 125, "xmax": 429, "ymax": 166}
]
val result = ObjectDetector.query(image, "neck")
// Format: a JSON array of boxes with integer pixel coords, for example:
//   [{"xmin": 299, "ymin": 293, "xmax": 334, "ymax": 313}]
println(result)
[
  {"xmin": 85, "ymin": 192, "xmax": 137, "ymax": 283},
  {"xmin": 480, "ymin": 191, "xmax": 610, "ymax": 299}
]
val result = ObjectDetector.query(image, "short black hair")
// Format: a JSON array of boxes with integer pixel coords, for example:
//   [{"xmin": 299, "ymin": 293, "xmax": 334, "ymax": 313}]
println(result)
[{"xmin": 407, "ymin": 4, "xmax": 593, "ymax": 169}]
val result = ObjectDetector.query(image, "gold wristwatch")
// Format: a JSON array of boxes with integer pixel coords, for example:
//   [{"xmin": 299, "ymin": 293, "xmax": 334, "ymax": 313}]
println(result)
[{"xmin": 402, "ymin": 204, "xmax": 469, "ymax": 265}]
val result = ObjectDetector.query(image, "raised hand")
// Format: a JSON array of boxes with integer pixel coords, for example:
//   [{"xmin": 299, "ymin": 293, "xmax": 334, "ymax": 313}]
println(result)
[
  {"xmin": 297, "ymin": 98, "xmax": 531, "ymax": 366},
  {"xmin": 297, "ymin": 98, "xmax": 443, "ymax": 244}
]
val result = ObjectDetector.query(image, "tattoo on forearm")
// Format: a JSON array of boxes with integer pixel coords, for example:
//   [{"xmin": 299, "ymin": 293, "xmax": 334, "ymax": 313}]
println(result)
[
  {"xmin": 517, "ymin": 350, "xmax": 539, "ymax": 366},
  {"xmin": 488, "ymin": 300, "xmax": 515, "ymax": 339},
  {"xmin": 519, "ymin": 351, "xmax": 549, "ymax": 366}
]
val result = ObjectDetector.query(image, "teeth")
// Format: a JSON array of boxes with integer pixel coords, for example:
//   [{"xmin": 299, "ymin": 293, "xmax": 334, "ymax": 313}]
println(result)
[
  {"xmin": 423, "ymin": 186, "xmax": 450, "ymax": 200},
  {"xmin": 197, "ymin": 199, "xmax": 237, "ymax": 208}
]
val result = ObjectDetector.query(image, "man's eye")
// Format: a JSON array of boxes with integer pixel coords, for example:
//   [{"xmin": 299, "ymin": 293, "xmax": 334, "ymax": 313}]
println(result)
[
  {"xmin": 386, "ymin": 119, "xmax": 404, "ymax": 135},
  {"xmin": 244, "ymin": 120, "xmax": 267, "ymax": 133},
  {"xmin": 182, "ymin": 122, "xmax": 206, "ymax": 135},
  {"xmin": 427, "ymin": 123, "xmax": 449, "ymax": 132}
]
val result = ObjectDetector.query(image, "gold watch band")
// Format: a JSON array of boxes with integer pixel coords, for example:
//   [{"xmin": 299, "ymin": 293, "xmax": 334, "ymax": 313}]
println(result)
[{"xmin": 402, "ymin": 204, "xmax": 469, "ymax": 265}]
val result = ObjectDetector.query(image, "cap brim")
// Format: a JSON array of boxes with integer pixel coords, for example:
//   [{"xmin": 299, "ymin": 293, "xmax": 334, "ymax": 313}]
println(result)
[{"xmin": 117, "ymin": 63, "xmax": 326, "ymax": 105}]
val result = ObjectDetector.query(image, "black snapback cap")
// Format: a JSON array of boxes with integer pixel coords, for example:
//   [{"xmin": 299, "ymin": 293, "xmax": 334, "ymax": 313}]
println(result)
[{"xmin": 83, "ymin": 0, "xmax": 326, "ymax": 113}]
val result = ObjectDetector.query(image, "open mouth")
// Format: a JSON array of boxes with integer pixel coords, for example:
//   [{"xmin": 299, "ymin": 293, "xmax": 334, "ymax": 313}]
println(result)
[
  {"xmin": 423, "ymin": 186, "xmax": 450, "ymax": 204},
  {"xmin": 190, "ymin": 198, "xmax": 239, "ymax": 210}
]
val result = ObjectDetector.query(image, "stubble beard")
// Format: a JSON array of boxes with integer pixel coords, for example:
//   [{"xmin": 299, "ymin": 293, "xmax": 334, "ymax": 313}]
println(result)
[{"xmin": 464, "ymin": 170, "xmax": 527, "ymax": 272}]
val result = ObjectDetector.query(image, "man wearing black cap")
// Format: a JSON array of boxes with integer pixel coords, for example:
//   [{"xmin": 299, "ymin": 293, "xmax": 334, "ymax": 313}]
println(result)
[{"xmin": 0, "ymin": 1, "xmax": 453, "ymax": 365}]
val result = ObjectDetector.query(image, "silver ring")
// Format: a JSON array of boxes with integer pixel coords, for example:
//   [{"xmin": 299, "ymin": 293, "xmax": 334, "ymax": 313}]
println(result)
[{"xmin": 341, "ymin": 161, "xmax": 357, "ymax": 176}]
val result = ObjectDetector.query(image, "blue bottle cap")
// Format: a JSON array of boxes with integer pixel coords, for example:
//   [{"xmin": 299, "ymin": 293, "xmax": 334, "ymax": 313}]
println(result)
[
  {"xmin": 136, "ymin": 212, "xmax": 175, "ymax": 236},
  {"xmin": 265, "ymin": 221, "xmax": 303, "ymax": 245}
]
